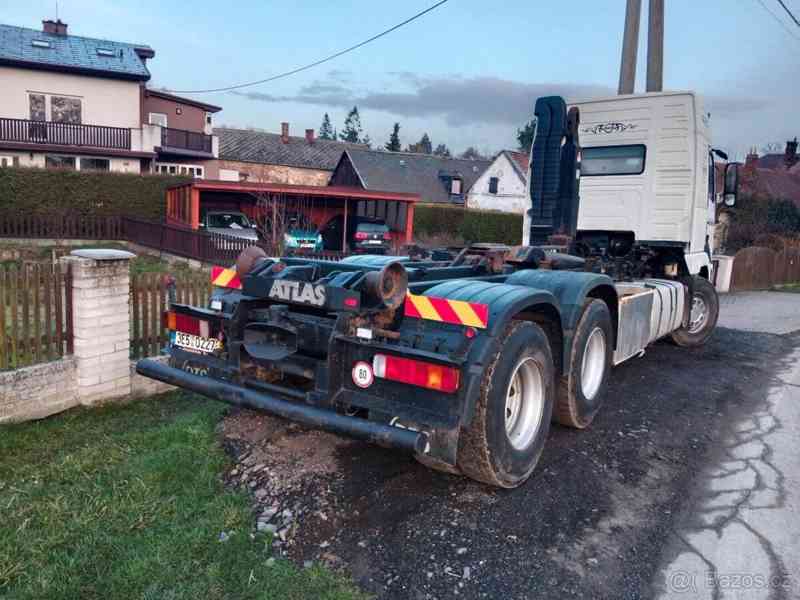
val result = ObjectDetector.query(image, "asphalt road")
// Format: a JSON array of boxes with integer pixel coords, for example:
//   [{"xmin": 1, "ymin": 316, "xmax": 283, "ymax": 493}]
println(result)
[{"xmin": 221, "ymin": 291, "xmax": 800, "ymax": 600}]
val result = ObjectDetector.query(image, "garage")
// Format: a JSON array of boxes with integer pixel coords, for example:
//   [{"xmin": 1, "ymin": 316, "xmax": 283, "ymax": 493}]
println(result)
[{"xmin": 165, "ymin": 180, "xmax": 419, "ymax": 253}]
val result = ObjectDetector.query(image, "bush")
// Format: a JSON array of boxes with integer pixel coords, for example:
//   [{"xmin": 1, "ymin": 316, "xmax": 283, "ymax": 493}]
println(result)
[
  {"xmin": 726, "ymin": 194, "xmax": 800, "ymax": 252},
  {"xmin": 0, "ymin": 166, "xmax": 190, "ymax": 221},
  {"xmin": 414, "ymin": 204, "xmax": 523, "ymax": 246}
]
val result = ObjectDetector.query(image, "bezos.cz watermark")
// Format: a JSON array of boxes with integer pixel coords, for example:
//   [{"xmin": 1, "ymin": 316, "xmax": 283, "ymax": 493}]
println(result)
[{"xmin": 667, "ymin": 570, "xmax": 793, "ymax": 593}]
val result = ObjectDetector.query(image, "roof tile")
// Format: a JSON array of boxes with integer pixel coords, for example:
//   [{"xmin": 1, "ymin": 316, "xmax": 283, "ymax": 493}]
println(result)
[
  {"xmin": 0, "ymin": 23, "xmax": 151, "ymax": 80},
  {"xmin": 215, "ymin": 127, "xmax": 363, "ymax": 170},
  {"xmin": 340, "ymin": 149, "xmax": 491, "ymax": 204}
]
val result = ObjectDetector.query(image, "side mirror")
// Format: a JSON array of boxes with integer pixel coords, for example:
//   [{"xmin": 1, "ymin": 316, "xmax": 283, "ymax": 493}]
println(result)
[{"xmin": 723, "ymin": 163, "xmax": 739, "ymax": 207}]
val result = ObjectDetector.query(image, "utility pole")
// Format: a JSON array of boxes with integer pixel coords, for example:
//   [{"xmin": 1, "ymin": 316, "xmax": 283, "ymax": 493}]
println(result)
[
  {"xmin": 646, "ymin": 0, "xmax": 664, "ymax": 92},
  {"xmin": 618, "ymin": 0, "xmax": 642, "ymax": 95}
]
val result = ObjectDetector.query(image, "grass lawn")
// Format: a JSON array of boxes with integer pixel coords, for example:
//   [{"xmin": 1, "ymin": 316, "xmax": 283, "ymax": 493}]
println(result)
[
  {"xmin": 0, "ymin": 393, "xmax": 362, "ymax": 600},
  {"xmin": 773, "ymin": 283, "xmax": 800, "ymax": 293}
]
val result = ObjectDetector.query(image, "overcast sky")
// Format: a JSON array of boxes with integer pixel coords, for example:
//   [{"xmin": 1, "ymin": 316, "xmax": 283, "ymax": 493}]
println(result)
[{"xmin": 2, "ymin": 0, "xmax": 798, "ymax": 158}]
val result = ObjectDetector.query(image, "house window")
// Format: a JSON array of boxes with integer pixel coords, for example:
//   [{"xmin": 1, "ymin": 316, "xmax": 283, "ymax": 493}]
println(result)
[
  {"xmin": 81, "ymin": 157, "xmax": 110, "ymax": 171},
  {"xmin": 488, "ymin": 176, "xmax": 499, "ymax": 194},
  {"xmin": 45, "ymin": 155, "xmax": 76, "ymax": 170},
  {"xmin": 149, "ymin": 112, "xmax": 168, "ymax": 127},
  {"xmin": 0, "ymin": 156, "xmax": 16, "ymax": 168},
  {"xmin": 581, "ymin": 145, "xmax": 646, "ymax": 176},
  {"xmin": 51, "ymin": 96, "xmax": 82, "ymax": 124},
  {"xmin": 205, "ymin": 113, "xmax": 212, "ymax": 125},
  {"xmin": 29, "ymin": 94, "xmax": 46, "ymax": 121},
  {"xmin": 155, "ymin": 163, "xmax": 204, "ymax": 178},
  {"xmin": 450, "ymin": 177, "xmax": 462, "ymax": 195}
]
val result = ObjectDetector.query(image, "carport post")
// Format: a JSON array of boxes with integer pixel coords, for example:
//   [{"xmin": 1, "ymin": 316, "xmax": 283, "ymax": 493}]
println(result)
[
  {"xmin": 190, "ymin": 187, "xmax": 200, "ymax": 229},
  {"xmin": 342, "ymin": 197, "xmax": 348, "ymax": 252},
  {"xmin": 405, "ymin": 202, "xmax": 415, "ymax": 243}
]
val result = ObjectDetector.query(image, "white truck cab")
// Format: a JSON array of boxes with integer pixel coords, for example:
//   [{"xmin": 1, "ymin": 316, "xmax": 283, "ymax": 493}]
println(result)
[{"xmin": 523, "ymin": 91, "xmax": 735, "ymax": 278}]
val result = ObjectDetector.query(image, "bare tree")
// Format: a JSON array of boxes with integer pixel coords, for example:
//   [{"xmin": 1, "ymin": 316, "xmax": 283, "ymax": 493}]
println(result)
[{"xmin": 251, "ymin": 191, "xmax": 289, "ymax": 255}]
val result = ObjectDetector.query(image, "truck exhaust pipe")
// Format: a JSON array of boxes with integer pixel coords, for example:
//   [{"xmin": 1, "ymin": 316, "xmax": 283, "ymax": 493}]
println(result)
[{"xmin": 135, "ymin": 359, "xmax": 428, "ymax": 454}]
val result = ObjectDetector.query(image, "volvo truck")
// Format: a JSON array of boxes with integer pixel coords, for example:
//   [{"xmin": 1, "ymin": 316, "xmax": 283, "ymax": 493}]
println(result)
[{"xmin": 137, "ymin": 92, "xmax": 739, "ymax": 488}]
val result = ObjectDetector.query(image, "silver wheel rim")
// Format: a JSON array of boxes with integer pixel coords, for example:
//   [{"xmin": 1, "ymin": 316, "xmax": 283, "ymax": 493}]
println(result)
[
  {"xmin": 688, "ymin": 294, "xmax": 708, "ymax": 334},
  {"xmin": 504, "ymin": 357, "xmax": 545, "ymax": 451},
  {"xmin": 581, "ymin": 327, "xmax": 606, "ymax": 400}
]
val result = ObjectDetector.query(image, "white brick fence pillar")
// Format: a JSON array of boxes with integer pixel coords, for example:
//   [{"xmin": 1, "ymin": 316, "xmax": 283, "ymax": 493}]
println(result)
[{"xmin": 60, "ymin": 250, "xmax": 135, "ymax": 405}]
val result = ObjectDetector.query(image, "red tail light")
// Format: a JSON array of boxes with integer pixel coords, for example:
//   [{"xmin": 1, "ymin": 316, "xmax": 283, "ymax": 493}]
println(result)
[
  {"xmin": 355, "ymin": 232, "xmax": 368, "ymax": 240},
  {"xmin": 383, "ymin": 232, "xmax": 392, "ymax": 240},
  {"xmin": 372, "ymin": 354, "xmax": 460, "ymax": 393},
  {"xmin": 164, "ymin": 311, "xmax": 209, "ymax": 337}
]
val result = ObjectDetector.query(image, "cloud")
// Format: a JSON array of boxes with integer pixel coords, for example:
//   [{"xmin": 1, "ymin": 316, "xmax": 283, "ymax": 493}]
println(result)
[
  {"xmin": 233, "ymin": 75, "xmax": 614, "ymax": 126},
  {"xmin": 704, "ymin": 95, "xmax": 771, "ymax": 117}
]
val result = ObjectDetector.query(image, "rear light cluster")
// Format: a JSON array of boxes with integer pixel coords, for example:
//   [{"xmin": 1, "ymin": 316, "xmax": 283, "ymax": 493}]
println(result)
[
  {"xmin": 354, "ymin": 232, "xmax": 368, "ymax": 240},
  {"xmin": 383, "ymin": 232, "xmax": 392, "ymax": 240},
  {"xmin": 164, "ymin": 311, "xmax": 210, "ymax": 337},
  {"xmin": 372, "ymin": 354, "xmax": 460, "ymax": 393}
]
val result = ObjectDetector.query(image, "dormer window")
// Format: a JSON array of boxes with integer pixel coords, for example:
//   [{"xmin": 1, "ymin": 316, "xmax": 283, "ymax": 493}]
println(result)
[{"xmin": 450, "ymin": 177, "xmax": 462, "ymax": 195}]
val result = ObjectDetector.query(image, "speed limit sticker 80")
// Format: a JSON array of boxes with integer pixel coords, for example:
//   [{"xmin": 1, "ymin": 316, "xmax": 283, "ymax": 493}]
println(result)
[{"xmin": 352, "ymin": 361, "xmax": 374, "ymax": 388}]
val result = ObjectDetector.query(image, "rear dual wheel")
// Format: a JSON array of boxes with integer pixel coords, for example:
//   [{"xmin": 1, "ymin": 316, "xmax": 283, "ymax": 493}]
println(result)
[
  {"xmin": 555, "ymin": 299, "xmax": 613, "ymax": 429},
  {"xmin": 457, "ymin": 321, "xmax": 554, "ymax": 488}
]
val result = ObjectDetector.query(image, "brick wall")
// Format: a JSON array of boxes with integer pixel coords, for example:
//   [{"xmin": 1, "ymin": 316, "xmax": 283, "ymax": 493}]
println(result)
[
  {"xmin": 1, "ymin": 251, "xmax": 175, "ymax": 425},
  {"xmin": 62, "ymin": 254, "xmax": 132, "ymax": 405},
  {"xmin": 130, "ymin": 355, "xmax": 175, "ymax": 398},
  {"xmin": 204, "ymin": 160, "xmax": 331, "ymax": 186},
  {"xmin": 0, "ymin": 357, "xmax": 78, "ymax": 424}
]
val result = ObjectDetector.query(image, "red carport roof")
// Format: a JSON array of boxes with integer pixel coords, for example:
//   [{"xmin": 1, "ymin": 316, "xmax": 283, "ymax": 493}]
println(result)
[{"xmin": 170, "ymin": 180, "xmax": 420, "ymax": 203}]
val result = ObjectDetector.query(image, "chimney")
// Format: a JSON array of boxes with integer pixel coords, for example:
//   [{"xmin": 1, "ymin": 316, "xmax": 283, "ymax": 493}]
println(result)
[
  {"xmin": 42, "ymin": 19, "xmax": 68, "ymax": 36},
  {"xmin": 784, "ymin": 138, "xmax": 798, "ymax": 170},
  {"xmin": 305, "ymin": 129, "xmax": 315, "ymax": 145},
  {"xmin": 745, "ymin": 147, "xmax": 759, "ymax": 170},
  {"xmin": 281, "ymin": 122, "xmax": 289, "ymax": 144}
]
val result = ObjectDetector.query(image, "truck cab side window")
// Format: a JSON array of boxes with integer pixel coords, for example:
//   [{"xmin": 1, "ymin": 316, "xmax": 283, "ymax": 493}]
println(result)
[{"xmin": 581, "ymin": 145, "xmax": 646, "ymax": 176}]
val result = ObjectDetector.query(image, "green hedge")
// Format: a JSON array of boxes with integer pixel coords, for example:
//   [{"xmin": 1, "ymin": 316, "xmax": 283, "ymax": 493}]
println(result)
[
  {"xmin": 414, "ymin": 204, "xmax": 523, "ymax": 246},
  {"xmin": 0, "ymin": 167, "xmax": 191, "ymax": 221}
]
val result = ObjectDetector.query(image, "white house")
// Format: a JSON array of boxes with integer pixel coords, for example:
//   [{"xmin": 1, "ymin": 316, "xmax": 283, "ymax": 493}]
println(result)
[
  {"xmin": 0, "ymin": 19, "xmax": 220, "ymax": 175},
  {"xmin": 466, "ymin": 150, "xmax": 529, "ymax": 214}
]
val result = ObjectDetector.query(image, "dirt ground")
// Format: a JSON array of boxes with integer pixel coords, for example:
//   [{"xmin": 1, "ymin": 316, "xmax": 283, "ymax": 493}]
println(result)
[{"xmin": 219, "ymin": 316, "xmax": 799, "ymax": 599}]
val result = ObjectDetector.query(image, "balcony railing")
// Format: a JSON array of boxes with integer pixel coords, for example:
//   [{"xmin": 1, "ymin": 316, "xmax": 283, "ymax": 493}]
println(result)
[
  {"xmin": 0, "ymin": 117, "xmax": 131, "ymax": 150},
  {"xmin": 160, "ymin": 127, "xmax": 213, "ymax": 154}
]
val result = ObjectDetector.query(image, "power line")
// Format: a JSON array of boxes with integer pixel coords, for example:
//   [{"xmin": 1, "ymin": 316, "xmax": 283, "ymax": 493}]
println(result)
[
  {"xmin": 775, "ymin": 0, "xmax": 800, "ymax": 27},
  {"xmin": 166, "ymin": 1, "xmax": 449, "ymax": 94},
  {"xmin": 753, "ymin": 0, "xmax": 800, "ymax": 42}
]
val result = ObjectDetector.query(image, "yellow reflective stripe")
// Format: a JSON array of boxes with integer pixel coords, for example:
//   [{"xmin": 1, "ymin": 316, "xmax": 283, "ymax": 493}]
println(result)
[
  {"xmin": 449, "ymin": 300, "xmax": 486, "ymax": 328},
  {"xmin": 411, "ymin": 295, "xmax": 442, "ymax": 321},
  {"xmin": 214, "ymin": 269, "xmax": 236, "ymax": 287}
]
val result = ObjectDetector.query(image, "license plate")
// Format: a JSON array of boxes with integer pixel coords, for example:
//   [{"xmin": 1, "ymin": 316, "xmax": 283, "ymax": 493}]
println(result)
[
  {"xmin": 171, "ymin": 331, "xmax": 223, "ymax": 354},
  {"xmin": 367, "ymin": 240, "xmax": 382, "ymax": 244},
  {"xmin": 300, "ymin": 243, "xmax": 315, "ymax": 248}
]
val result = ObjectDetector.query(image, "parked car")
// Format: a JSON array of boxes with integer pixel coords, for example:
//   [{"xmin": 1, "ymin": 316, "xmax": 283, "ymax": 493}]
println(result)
[
  {"xmin": 200, "ymin": 211, "xmax": 258, "ymax": 242},
  {"xmin": 319, "ymin": 216, "xmax": 392, "ymax": 254},
  {"xmin": 284, "ymin": 213, "xmax": 323, "ymax": 252}
]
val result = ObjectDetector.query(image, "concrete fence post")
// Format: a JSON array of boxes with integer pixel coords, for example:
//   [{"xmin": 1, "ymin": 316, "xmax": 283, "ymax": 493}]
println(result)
[{"xmin": 60, "ymin": 249, "xmax": 135, "ymax": 405}]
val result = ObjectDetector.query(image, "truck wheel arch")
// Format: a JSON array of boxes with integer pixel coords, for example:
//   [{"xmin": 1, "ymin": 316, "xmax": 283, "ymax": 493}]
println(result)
[
  {"xmin": 421, "ymin": 281, "xmax": 561, "ymax": 426},
  {"xmin": 504, "ymin": 270, "xmax": 618, "ymax": 370}
]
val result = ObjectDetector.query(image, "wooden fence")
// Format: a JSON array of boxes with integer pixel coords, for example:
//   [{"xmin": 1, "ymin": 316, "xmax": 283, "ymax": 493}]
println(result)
[
  {"xmin": 0, "ymin": 262, "xmax": 73, "ymax": 370},
  {"xmin": 730, "ymin": 246, "xmax": 800, "ymax": 291},
  {"xmin": 130, "ymin": 271, "xmax": 212, "ymax": 359},
  {"xmin": 124, "ymin": 217, "xmax": 260, "ymax": 264},
  {"xmin": 0, "ymin": 214, "xmax": 124, "ymax": 240}
]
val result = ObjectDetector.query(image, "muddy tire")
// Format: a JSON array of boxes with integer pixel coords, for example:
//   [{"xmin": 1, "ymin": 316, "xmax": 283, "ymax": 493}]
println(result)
[
  {"xmin": 554, "ymin": 299, "xmax": 613, "ymax": 429},
  {"xmin": 670, "ymin": 277, "xmax": 719, "ymax": 347},
  {"xmin": 457, "ymin": 321, "xmax": 554, "ymax": 488}
]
